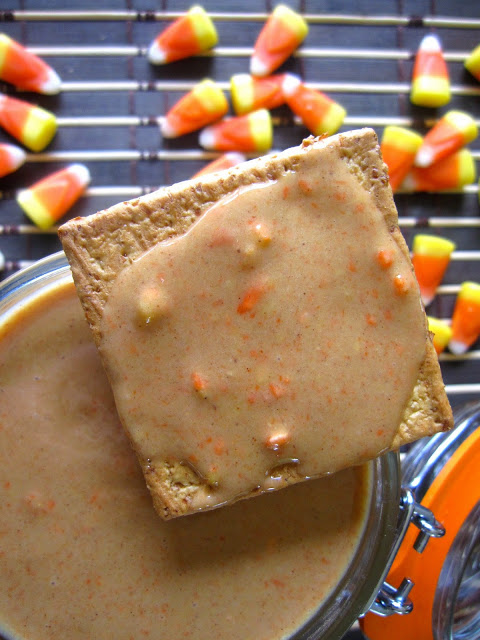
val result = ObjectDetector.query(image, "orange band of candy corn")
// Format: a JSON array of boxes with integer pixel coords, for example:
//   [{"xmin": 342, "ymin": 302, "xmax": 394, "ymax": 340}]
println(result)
[
  {"xmin": 0, "ymin": 33, "xmax": 61, "ymax": 94},
  {"xmin": 250, "ymin": 5, "xmax": 308, "ymax": 77}
]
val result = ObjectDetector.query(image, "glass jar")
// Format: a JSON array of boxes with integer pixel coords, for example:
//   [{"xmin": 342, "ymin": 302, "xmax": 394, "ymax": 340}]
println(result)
[
  {"xmin": 363, "ymin": 402, "xmax": 480, "ymax": 640},
  {"xmin": 0, "ymin": 252, "xmax": 444, "ymax": 640}
]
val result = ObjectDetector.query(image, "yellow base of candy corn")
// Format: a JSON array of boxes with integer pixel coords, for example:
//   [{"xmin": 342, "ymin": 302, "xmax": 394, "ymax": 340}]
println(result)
[
  {"xmin": 313, "ymin": 102, "xmax": 346, "ymax": 137},
  {"xmin": 458, "ymin": 149, "xmax": 477, "ymax": 186},
  {"xmin": 465, "ymin": 44, "xmax": 480, "ymax": 80},
  {"xmin": 230, "ymin": 74, "xmax": 255, "ymax": 115},
  {"xmin": 17, "ymin": 189, "xmax": 55, "ymax": 230},
  {"xmin": 427, "ymin": 317, "xmax": 452, "ymax": 354},
  {"xmin": 410, "ymin": 76, "xmax": 451, "ymax": 107},
  {"xmin": 413, "ymin": 234, "xmax": 456, "ymax": 257},
  {"xmin": 190, "ymin": 6, "xmax": 218, "ymax": 50},
  {"xmin": 249, "ymin": 109, "xmax": 273, "ymax": 151},
  {"xmin": 382, "ymin": 126, "xmax": 423, "ymax": 153},
  {"xmin": 23, "ymin": 108, "xmax": 57, "ymax": 152}
]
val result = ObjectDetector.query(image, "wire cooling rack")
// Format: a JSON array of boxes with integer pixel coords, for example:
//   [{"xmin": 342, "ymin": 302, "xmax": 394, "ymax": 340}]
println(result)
[{"xmin": 0, "ymin": 1, "xmax": 479, "ymax": 417}]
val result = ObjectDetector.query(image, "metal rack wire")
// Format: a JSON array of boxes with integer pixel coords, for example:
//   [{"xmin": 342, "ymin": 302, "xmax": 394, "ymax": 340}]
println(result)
[{"xmin": 0, "ymin": 1, "xmax": 479, "ymax": 416}]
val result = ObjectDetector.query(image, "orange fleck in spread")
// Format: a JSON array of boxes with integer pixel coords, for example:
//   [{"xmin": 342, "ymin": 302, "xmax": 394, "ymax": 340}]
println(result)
[{"xmin": 100, "ymin": 145, "xmax": 426, "ymax": 511}]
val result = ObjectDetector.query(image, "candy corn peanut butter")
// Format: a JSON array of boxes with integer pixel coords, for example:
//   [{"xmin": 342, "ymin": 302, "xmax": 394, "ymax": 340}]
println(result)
[{"xmin": 59, "ymin": 130, "xmax": 452, "ymax": 520}]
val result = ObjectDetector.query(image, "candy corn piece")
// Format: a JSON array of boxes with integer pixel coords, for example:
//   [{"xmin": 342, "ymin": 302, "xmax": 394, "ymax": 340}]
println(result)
[
  {"xmin": 403, "ymin": 149, "xmax": 476, "ymax": 192},
  {"xmin": 465, "ymin": 44, "xmax": 480, "ymax": 81},
  {"xmin": 0, "ymin": 33, "xmax": 61, "ymax": 94},
  {"xmin": 17, "ymin": 164, "xmax": 90, "ymax": 230},
  {"xmin": 449, "ymin": 282, "xmax": 480, "ymax": 354},
  {"xmin": 147, "ymin": 6, "xmax": 218, "ymax": 65},
  {"xmin": 0, "ymin": 94, "xmax": 56, "ymax": 152},
  {"xmin": 428, "ymin": 317, "xmax": 452, "ymax": 355},
  {"xmin": 192, "ymin": 152, "xmax": 246, "ymax": 178},
  {"xmin": 282, "ymin": 74, "xmax": 346, "ymax": 136},
  {"xmin": 380, "ymin": 126, "xmax": 423, "ymax": 192},
  {"xmin": 160, "ymin": 79, "xmax": 228, "ymax": 138},
  {"xmin": 199, "ymin": 109, "xmax": 272, "ymax": 152},
  {"xmin": 230, "ymin": 73, "xmax": 286, "ymax": 115},
  {"xmin": 250, "ymin": 5, "xmax": 308, "ymax": 77},
  {"xmin": 0, "ymin": 143, "xmax": 26, "ymax": 178},
  {"xmin": 411, "ymin": 234, "xmax": 456, "ymax": 306},
  {"xmin": 415, "ymin": 110, "xmax": 478, "ymax": 168},
  {"xmin": 410, "ymin": 34, "xmax": 450, "ymax": 107}
]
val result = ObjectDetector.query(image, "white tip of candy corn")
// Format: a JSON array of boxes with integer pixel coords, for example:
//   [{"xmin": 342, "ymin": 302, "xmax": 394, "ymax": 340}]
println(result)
[
  {"xmin": 68, "ymin": 163, "xmax": 91, "ymax": 188},
  {"xmin": 159, "ymin": 117, "xmax": 177, "ymax": 138},
  {"xmin": 250, "ymin": 55, "xmax": 269, "ymax": 77},
  {"xmin": 147, "ymin": 40, "xmax": 166, "ymax": 65},
  {"xmin": 415, "ymin": 147, "xmax": 435, "ymax": 168},
  {"xmin": 448, "ymin": 339, "xmax": 468, "ymax": 355},
  {"xmin": 421, "ymin": 292, "xmax": 435, "ymax": 307},
  {"xmin": 5, "ymin": 144, "xmax": 27, "ymax": 171},
  {"xmin": 199, "ymin": 127, "xmax": 216, "ymax": 150},
  {"xmin": 419, "ymin": 34, "xmax": 442, "ymax": 53},
  {"xmin": 40, "ymin": 68, "xmax": 62, "ymax": 95},
  {"xmin": 281, "ymin": 73, "xmax": 302, "ymax": 97}
]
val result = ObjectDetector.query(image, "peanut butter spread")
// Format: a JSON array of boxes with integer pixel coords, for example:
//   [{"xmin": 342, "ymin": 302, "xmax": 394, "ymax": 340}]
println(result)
[
  {"xmin": 0, "ymin": 281, "xmax": 370, "ymax": 640},
  {"xmin": 99, "ymin": 144, "xmax": 426, "ymax": 511}
]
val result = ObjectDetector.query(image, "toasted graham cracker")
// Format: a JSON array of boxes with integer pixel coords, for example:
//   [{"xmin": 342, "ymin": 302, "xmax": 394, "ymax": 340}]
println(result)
[{"xmin": 59, "ymin": 129, "xmax": 453, "ymax": 519}]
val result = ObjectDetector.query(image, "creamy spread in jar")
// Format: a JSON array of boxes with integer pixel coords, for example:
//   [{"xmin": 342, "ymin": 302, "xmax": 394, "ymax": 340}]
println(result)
[
  {"xmin": 0, "ymin": 279, "xmax": 370, "ymax": 640},
  {"xmin": 99, "ymin": 145, "xmax": 426, "ymax": 510}
]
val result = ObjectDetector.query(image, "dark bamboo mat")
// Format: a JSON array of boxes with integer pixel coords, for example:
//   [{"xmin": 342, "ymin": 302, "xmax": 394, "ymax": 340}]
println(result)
[{"xmin": 1, "ymin": 2, "xmax": 480, "ymax": 637}]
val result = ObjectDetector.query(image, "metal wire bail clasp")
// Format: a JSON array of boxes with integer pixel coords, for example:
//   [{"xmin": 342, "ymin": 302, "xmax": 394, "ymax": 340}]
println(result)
[{"xmin": 369, "ymin": 487, "xmax": 445, "ymax": 617}]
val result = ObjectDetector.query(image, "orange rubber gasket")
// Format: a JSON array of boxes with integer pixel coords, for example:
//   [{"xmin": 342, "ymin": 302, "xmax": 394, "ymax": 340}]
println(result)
[{"xmin": 361, "ymin": 426, "xmax": 480, "ymax": 640}]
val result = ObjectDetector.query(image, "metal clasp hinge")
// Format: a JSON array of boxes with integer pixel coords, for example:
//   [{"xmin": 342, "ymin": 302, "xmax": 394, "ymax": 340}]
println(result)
[{"xmin": 369, "ymin": 487, "xmax": 445, "ymax": 617}]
